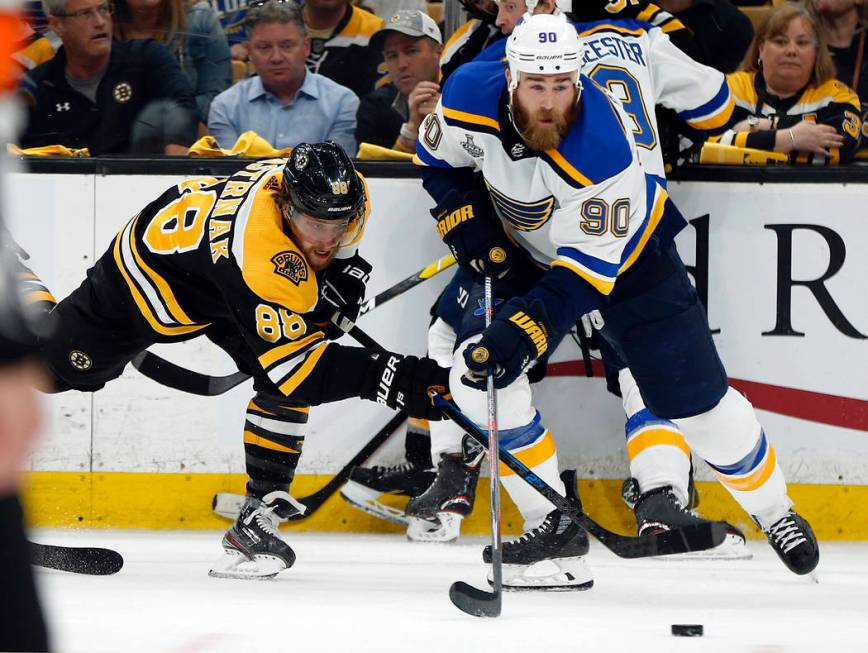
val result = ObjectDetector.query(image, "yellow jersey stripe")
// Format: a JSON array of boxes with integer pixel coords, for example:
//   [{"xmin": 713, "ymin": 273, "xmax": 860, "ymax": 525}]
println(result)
[
  {"xmin": 579, "ymin": 24, "xmax": 644, "ymax": 38},
  {"xmin": 243, "ymin": 430, "xmax": 300, "ymax": 454},
  {"xmin": 551, "ymin": 259, "xmax": 616, "ymax": 294},
  {"xmin": 499, "ymin": 431, "xmax": 556, "ymax": 476},
  {"xmin": 715, "ymin": 447, "xmax": 777, "ymax": 492},
  {"xmin": 442, "ymin": 107, "xmax": 500, "ymax": 131},
  {"xmin": 278, "ymin": 342, "xmax": 330, "ymax": 396},
  {"xmin": 626, "ymin": 429, "xmax": 691, "ymax": 461},
  {"xmin": 619, "ymin": 187, "xmax": 668, "ymax": 275},
  {"xmin": 259, "ymin": 332, "xmax": 325, "ymax": 369},
  {"xmin": 112, "ymin": 233, "xmax": 204, "ymax": 337},
  {"xmin": 25, "ymin": 290, "xmax": 56, "ymax": 304},
  {"xmin": 545, "ymin": 148, "xmax": 593, "ymax": 187},
  {"xmin": 129, "ymin": 224, "xmax": 201, "ymax": 327},
  {"xmin": 687, "ymin": 94, "xmax": 735, "ymax": 131}
]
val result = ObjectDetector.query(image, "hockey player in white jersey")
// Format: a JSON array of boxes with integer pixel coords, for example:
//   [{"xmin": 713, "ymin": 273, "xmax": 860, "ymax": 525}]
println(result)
[{"xmin": 412, "ymin": 13, "xmax": 819, "ymax": 588}]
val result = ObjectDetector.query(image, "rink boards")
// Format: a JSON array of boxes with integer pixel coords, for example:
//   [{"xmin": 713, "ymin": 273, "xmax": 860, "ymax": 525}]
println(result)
[{"xmin": 6, "ymin": 166, "xmax": 867, "ymax": 539}]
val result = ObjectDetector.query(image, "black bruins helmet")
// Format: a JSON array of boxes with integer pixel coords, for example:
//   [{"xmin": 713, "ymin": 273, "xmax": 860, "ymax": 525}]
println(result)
[{"xmin": 281, "ymin": 142, "xmax": 366, "ymax": 223}]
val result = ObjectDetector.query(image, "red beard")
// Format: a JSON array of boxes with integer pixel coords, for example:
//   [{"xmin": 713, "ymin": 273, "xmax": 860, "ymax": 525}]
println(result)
[{"xmin": 513, "ymin": 95, "xmax": 577, "ymax": 151}]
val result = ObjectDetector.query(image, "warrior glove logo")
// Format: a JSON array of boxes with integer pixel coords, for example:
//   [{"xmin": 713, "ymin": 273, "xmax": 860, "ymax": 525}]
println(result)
[
  {"xmin": 471, "ymin": 346, "xmax": 489, "ymax": 364},
  {"xmin": 271, "ymin": 251, "xmax": 309, "ymax": 286},
  {"xmin": 436, "ymin": 204, "xmax": 474, "ymax": 239},
  {"xmin": 508, "ymin": 311, "xmax": 548, "ymax": 358}
]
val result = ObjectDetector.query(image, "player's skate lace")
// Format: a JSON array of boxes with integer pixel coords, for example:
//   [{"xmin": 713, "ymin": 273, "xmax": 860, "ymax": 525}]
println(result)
[
  {"xmin": 245, "ymin": 502, "xmax": 280, "ymax": 536},
  {"xmin": 373, "ymin": 462, "xmax": 415, "ymax": 475},
  {"xmin": 509, "ymin": 512, "xmax": 560, "ymax": 546},
  {"xmin": 766, "ymin": 515, "xmax": 807, "ymax": 553}
]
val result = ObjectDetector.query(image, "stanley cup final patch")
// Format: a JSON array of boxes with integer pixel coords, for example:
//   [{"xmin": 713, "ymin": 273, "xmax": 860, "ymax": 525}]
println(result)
[{"xmin": 271, "ymin": 251, "xmax": 309, "ymax": 286}]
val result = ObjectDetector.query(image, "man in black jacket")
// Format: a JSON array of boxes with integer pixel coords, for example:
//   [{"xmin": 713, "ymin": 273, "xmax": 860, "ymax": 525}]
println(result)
[
  {"xmin": 355, "ymin": 10, "xmax": 442, "ymax": 153},
  {"xmin": 19, "ymin": 0, "xmax": 198, "ymax": 154}
]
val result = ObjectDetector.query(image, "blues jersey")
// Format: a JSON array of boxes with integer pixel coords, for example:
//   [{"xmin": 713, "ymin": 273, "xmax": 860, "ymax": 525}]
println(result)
[
  {"xmin": 474, "ymin": 16, "xmax": 733, "ymax": 181},
  {"xmin": 415, "ymin": 61, "xmax": 668, "ymax": 297}
]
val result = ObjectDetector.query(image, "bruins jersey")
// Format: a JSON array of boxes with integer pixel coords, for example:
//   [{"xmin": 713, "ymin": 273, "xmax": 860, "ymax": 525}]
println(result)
[
  {"xmin": 710, "ymin": 71, "xmax": 862, "ymax": 165},
  {"xmin": 415, "ymin": 61, "xmax": 669, "ymax": 296},
  {"xmin": 108, "ymin": 159, "xmax": 370, "ymax": 398}
]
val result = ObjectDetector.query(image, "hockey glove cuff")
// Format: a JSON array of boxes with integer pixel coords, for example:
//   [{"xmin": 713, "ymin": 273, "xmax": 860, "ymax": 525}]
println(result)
[
  {"xmin": 361, "ymin": 353, "xmax": 449, "ymax": 421},
  {"xmin": 432, "ymin": 188, "xmax": 512, "ymax": 280},
  {"xmin": 462, "ymin": 297, "xmax": 550, "ymax": 390},
  {"xmin": 311, "ymin": 253, "xmax": 373, "ymax": 339}
]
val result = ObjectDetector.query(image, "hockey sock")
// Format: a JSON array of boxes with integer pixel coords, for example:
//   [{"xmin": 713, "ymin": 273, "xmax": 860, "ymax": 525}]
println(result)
[
  {"xmin": 618, "ymin": 368, "xmax": 691, "ymax": 504},
  {"xmin": 405, "ymin": 418, "xmax": 434, "ymax": 469},
  {"xmin": 497, "ymin": 411, "xmax": 565, "ymax": 531},
  {"xmin": 243, "ymin": 394, "xmax": 308, "ymax": 498}
]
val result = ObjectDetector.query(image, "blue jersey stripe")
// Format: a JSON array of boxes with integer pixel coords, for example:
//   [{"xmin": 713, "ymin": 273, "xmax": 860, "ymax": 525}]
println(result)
[{"xmin": 678, "ymin": 79, "xmax": 730, "ymax": 121}]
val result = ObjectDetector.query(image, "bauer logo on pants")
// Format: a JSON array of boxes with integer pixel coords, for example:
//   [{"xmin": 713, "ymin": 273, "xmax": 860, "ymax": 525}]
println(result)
[{"xmin": 69, "ymin": 350, "xmax": 92, "ymax": 371}]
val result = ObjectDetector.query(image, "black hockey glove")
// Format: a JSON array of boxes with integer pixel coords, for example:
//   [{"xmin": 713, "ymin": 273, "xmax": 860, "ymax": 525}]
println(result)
[
  {"xmin": 311, "ymin": 253, "xmax": 372, "ymax": 339},
  {"xmin": 432, "ymin": 188, "xmax": 513, "ymax": 280},
  {"xmin": 361, "ymin": 353, "xmax": 449, "ymax": 421},
  {"xmin": 462, "ymin": 296, "xmax": 551, "ymax": 390}
]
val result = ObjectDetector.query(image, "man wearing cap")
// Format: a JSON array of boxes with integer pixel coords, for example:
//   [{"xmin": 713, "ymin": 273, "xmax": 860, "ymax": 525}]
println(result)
[{"xmin": 355, "ymin": 9, "xmax": 442, "ymax": 153}]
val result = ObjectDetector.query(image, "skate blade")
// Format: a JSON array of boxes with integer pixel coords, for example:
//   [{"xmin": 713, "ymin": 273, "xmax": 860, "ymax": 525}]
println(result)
[
  {"xmin": 491, "ymin": 557, "xmax": 594, "ymax": 592},
  {"xmin": 208, "ymin": 551, "xmax": 287, "ymax": 580},
  {"xmin": 340, "ymin": 481, "xmax": 410, "ymax": 527},
  {"xmin": 406, "ymin": 512, "xmax": 462, "ymax": 543},
  {"xmin": 654, "ymin": 533, "xmax": 753, "ymax": 561}
]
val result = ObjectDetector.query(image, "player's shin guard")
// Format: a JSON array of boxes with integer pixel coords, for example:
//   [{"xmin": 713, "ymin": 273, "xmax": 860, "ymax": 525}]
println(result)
[{"xmin": 242, "ymin": 394, "xmax": 308, "ymax": 501}]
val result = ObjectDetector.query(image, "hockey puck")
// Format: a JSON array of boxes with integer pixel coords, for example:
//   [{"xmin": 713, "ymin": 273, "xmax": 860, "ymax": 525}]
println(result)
[{"xmin": 671, "ymin": 624, "xmax": 703, "ymax": 637}]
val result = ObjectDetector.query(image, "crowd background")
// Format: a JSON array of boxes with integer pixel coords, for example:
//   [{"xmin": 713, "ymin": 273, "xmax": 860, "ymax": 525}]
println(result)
[{"xmin": 6, "ymin": 0, "xmax": 867, "ymax": 165}]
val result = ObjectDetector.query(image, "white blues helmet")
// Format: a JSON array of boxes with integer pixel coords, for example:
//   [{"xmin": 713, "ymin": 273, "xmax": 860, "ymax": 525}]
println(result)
[{"xmin": 505, "ymin": 13, "xmax": 583, "ymax": 93}]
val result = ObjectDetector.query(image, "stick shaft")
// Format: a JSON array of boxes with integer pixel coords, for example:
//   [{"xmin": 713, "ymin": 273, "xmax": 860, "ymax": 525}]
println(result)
[{"xmin": 483, "ymin": 276, "xmax": 503, "ymax": 595}]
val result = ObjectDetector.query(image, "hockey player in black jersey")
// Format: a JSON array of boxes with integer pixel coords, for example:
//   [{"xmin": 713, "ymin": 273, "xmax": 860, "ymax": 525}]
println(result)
[{"xmin": 31, "ymin": 142, "xmax": 449, "ymax": 579}]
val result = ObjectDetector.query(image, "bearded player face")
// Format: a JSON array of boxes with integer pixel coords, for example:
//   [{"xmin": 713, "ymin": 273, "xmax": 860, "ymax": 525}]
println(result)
[{"xmin": 510, "ymin": 71, "xmax": 578, "ymax": 151}]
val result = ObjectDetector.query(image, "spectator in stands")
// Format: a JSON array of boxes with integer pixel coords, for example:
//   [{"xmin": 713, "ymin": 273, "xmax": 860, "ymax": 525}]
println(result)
[
  {"xmin": 356, "ymin": 10, "xmax": 441, "ymax": 152},
  {"xmin": 361, "ymin": 0, "xmax": 427, "ymax": 22},
  {"xmin": 710, "ymin": 2, "xmax": 861, "ymax": 163},
  {"xmin": 207, "ymin": 0, "xmax": 358, "ymax": 153},
  {"xmin": 113, "ymin": 0, "xmax": 231, "ymax": 123},
  {"xmin": 301, "ymin": 0, "xmax": 385, "ymax": 97},
  {"xmin": 19, "ymin": 0, "xmax": 198, "ymax": 154},
  {"xmin": 655, "ymin": 0, "xmax": 754, "ymax": 72},
  {"xmin": 439, "ymin": 0, "xmax": 500, "ymax": 83},
  {"xmin": 812, "ymin": 0, "xmax": 868, "ymax": 122}
]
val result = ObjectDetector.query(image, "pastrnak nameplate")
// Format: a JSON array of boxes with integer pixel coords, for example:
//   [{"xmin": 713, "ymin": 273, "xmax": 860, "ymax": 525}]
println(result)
[{"xmin": 271, "ymin": 251, "xmax": 309, "ymax": 286}]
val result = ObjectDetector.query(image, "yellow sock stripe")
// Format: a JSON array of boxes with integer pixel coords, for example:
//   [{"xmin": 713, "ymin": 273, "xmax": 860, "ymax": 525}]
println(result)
[
  {"xmin": 112, "ymin": 232, "xmax": 204, "ymax": 337},
  {"xmin": 408, "ymin": 417, "xmax": 429, "ymax": 431},
  {"xmin": 243, "ymin": 431, "xmax": 300, "ymax": 454},
  {"xmin": 258, "ymin": 332, "xmax": 324, "ymax": 368},
  {"xmin": 248, "ymin": 400, "xmax": 309, "ymax": 417},
  {"xmin": 498, "ymin": 431, "xmax": 556, "ymax": 477},
  {"xmin": 626, "ymin": 428, "xmax": 691, "ymax": 462},
  {"xmin": 247, "ymin": 400, "xmax": 276, "ymax": 415},
  {"xmin": 278, "ymin": 343, "xmax": 330, "ymax": 396},
  {"xmin": 25, "ymin": 290, "xmax": 56, "ymax": 304},
  {"xmin": 715, "ymin": 447, "xmax": 778, "ymax": 492}
]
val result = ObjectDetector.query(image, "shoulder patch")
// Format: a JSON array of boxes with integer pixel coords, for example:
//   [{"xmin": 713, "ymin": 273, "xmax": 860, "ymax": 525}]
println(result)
[
  {"xmin": 271, "ymin": 251, "xmax": 309, "ymax": 286},
  {"xmin": 262, "ymin": 175, "xmax": 281, "ymax": 192}
]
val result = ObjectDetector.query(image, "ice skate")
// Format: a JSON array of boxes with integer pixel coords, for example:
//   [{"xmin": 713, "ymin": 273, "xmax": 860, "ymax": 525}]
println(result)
[
  {"xmin": 483, "ymin": 471, "xmax": 593, "ymax": 591},
  {"xmin": 405, "ymin": 435, "xmax": 483, "ymax": 543},
  {"xmin": 340, "ymin": 461, "xmax": 435, "ymax": 527},
  {"xmin": 625, "ymin": 481, "xmax": 752, "ymax": 561},
  {"xmin": 209, "ymin": 491, "xmax": 303, "ymax": 580},
  {"xmin": 758, "ymin": 509, "xmax": 819, "ymax": 575}
]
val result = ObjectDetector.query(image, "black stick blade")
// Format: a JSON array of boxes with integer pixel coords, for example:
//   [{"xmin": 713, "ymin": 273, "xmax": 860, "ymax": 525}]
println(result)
[
  {"xmin": 31, "ymin": 543, "xmax": 124, "ymax": 575},
  {"xmin": 449, "ymin": 581, "xmax": 501, "ymax": 618}
]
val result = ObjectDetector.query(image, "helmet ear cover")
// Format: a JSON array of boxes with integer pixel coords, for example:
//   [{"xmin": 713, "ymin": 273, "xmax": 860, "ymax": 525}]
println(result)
[
  {"xmin": 505, "ymin": 13, "xmax": 583, "ymax": 93},
  {"xmin": 281, "ymin": 142, "xmax": 366, "ymax": 224}
]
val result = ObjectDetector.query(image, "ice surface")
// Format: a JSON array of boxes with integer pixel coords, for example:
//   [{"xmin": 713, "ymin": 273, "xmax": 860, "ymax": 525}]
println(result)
[{"xmin": 30, "ymin": 529, "xmax": 868, "ymax": 653}]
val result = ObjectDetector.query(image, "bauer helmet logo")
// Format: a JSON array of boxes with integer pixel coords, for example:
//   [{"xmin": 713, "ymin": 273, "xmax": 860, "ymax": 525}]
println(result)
[
  {"xmin": 69, "ymin": 350, "xmax": 92, "ymax": 371},
  {"xmin": 488, "ymin": 247, "xmax": 507, "ymax": 264},
  {"xmin": 271, "ymin": 250, "xmax": 309, "ymax": 286},
  {"xmin": 471, "ymin": 346, "xmax": 489, "ymax": 364}
]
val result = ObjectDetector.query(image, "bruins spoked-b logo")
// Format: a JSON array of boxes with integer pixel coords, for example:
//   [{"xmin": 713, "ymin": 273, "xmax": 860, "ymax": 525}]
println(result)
[
  {"xmin": 112, "ymin": 82, "xmax": 133, "ymax": 104},
  {"xmin": 69, "ymin": 350, "xmax": 92, "ymax": 371},
  {"xmin": 271, "ymin": 251, "xmax": 309, "ymax": 286}
]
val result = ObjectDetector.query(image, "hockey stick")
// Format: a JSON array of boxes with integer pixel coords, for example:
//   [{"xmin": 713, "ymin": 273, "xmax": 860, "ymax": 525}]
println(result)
[
  {"xmin": 430, "ymin": 391, "xmax": 729, "ymax": 560},
  {"xmin": 212, "ymin": 411, "xmax": 407, "ymax": 521},
  {"xmin": 31, "ymin": 542, "xmax": 124, "ymax": 575},
  {"xmin": 131, "ymin": 253, "xmax": 456, "ymax": 396},
  {"xmin": 450, "ymin": 276, "xmax": 502, "ymax": 618}
]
